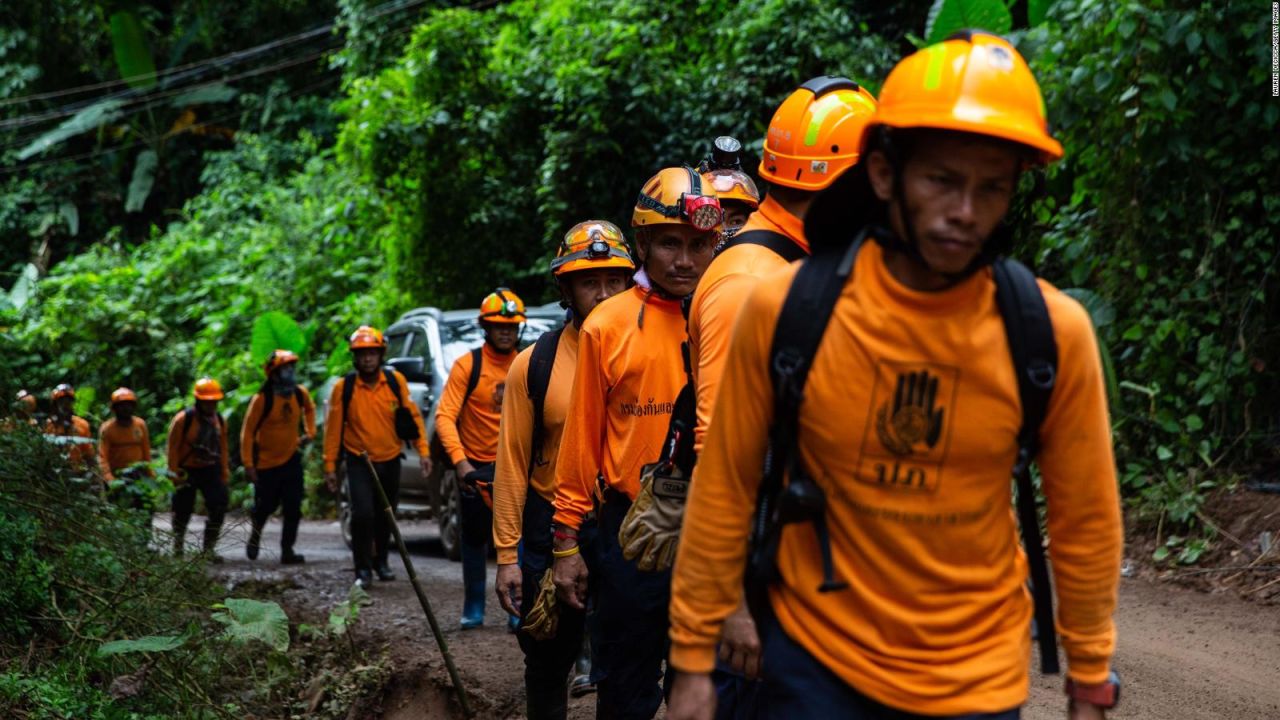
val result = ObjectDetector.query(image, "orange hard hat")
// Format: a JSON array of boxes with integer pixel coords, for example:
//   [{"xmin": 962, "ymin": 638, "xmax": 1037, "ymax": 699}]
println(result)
[
  {"xmin": 264, "ymin": 349, "xmax": 300, "ymax": 376},
  {"xmin": 632, "ymin": 166, "xmax": 723, "ymax": 232},
  {"xmin": 759, "ymin": 76, "xmax": 878, "ymax": 191},
  {"xmin": 479, "ymin": 288, "xmax": 526, "ymax": 324},
  {"xmin": 193, "ymin": 377, "xmax": 224, "ymax": 401},
  {"xmin": 868, "ymin": 31, "xmax": 1062, "ymax": 165},
  {"xmin": 348, "ymin": 325, "xmax": 386, "ymax": 350},
  {"xmin": 15, "ymin": 390, "xmax": 35, "ymax": 412},
  {"xmin": 551, "ymin": 221, "xmax": 636, "ymax": 277},
  {"xmin": 701, "ymin": 169, "xmax": 760, "ymax": 210},
  {"xmin": 51, "ymin": 383, "xmax": 75, "ymax": 402},
  {"xmin": 110, "ymin": 387, "xmax": 138, "ymax": 405}
]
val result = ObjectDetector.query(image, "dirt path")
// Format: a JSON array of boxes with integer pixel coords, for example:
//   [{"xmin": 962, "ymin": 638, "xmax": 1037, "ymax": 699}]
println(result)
[{"xmin": 191, "ymin": 516, "xmax": 1280, "ymax": 719}]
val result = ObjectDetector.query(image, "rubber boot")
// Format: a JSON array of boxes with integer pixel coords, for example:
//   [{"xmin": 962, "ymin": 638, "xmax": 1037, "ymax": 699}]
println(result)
[
  {"xmin": 172, "ymin": 520, "xmax": 187, "ymax": 557},
  {"xmin": 246, "ymin": 517, "xmax": 264, "ymax": 560},
  {"xmin": 460, "ymin": 541, "xmax": 487, "ymax": 629}
]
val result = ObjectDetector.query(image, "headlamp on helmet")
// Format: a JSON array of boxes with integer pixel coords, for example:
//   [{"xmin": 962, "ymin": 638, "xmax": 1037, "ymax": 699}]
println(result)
[{"xmin": 634, "ymin": 166, "xmax": 723, "ymax": 231}]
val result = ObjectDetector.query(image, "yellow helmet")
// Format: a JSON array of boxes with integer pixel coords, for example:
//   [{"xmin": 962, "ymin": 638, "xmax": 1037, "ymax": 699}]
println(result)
[
  {"xmin": 632, "ymin": 166, "xmax": 723, "ymax": 232},
  {"xmin": 479, "ymin": 288, "xmax": 526, "ymax": 324},
  {"xmin": 193, "ymin": 377, "xmax": 224, "ymax": 401},
  {"xmin": 110, "ymin": 387, "xmax": 138, "ymax": 405},
  {"xmin": 348, "ymin": 326, "xmax": 386, "ymax": 350},
  {"xmin": 551, "ymin": 221, "xmax": 636, "ymax": 277},
  {"xmin": 51, "ymin": 383, "xmax": 75, "ymax": 402}
]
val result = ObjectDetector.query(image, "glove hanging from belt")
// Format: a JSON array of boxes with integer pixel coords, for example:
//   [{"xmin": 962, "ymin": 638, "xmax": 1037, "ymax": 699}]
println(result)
[
  {"xmin": 617, "ymin": 460, "xmax": 689, "ymax": 573},
  {"xmin": 522, "ymin": 569, "xmax": 559, "ymax": 641}
]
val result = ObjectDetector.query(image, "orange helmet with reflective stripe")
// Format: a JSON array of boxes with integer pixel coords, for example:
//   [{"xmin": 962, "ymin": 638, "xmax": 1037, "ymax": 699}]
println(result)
[
  {"xmin": 15, "ymin": 390, "xmax": 35, "ymax": 412},
  {"xmin": 110, "ymin": 387, "xmax": 138, "ymax": 405},
  {"xmin": 552, "ymin": 221, "xmax": 636, "ymax": 277},
  {"xmin": 193, "ymin": 377, "xmax": 224, "ymax": 401},
  {"xmin": 51, "ymin": 384, "xmax": 75, "ymax": 401},
  {"xmin": 701, "ymin": 169, "xmax": 760, "ymax": 210},
  {"xmin": 868, "ymin": 31, "xmax": 1062, "ymax": 165},
  {"xmin": 759, "ymin": 76, "xmax": 878, "ymax": 191},
  {"xmin": 479, "ymin": 288, "xmax": 526, "ymax": 324},
  {"xmin": 348, "ymin": 325, "xmax": 386, "ymax": 350},
  {"xmin": 264, "ymin": 349, "xmax": 300, "ymax": 376},
  {"xmin": 632, "ymin": 167, "xmax": 723, "ymax": 232}
]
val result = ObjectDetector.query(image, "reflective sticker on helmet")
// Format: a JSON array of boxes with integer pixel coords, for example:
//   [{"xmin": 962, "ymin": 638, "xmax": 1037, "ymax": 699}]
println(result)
[
  {"xmin": 810, "ymin": 160, "xmax": 829, "ymax": 174},
  {"xmin": 802, "ymin": 94, "xmax": 843, "ymax": 147},
  {"xmin": 923, "ymin": 43, "xmax": 947, "ymax": 91},
  {"xmin": 987, "ymin": 45, "xmax": 1014, "ymax": 72}
]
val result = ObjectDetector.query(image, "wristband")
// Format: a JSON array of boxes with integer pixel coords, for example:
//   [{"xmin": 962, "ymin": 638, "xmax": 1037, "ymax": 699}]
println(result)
[
  {"xmin": 552, "ymin": 545, "xmax": 581, "ymax": 559},
  {"xmin": 553, "ymin": 529, "xmax": 579, "ymax": 542}
]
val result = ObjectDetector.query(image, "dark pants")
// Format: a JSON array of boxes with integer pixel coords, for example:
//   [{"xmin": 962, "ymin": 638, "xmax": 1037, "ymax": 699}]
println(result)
[
  {"xmin": 516, "ymin": 492, "xmax": 593, "ymax": 720},
  {"xmin": 759, "ymin": 617, "xmax": 1020, "ymax": 720},
  {"xmin": 594, "ymin": 490, "xmax": 673, "ymax": 720},
  {"xmin": 459, "ymin": 461, "xmax": 494, "ymax": 547},
  {"xmin": 252, "ymin": 452, "xmax": 304, "ymax": 552},
  {"xmin": 713, "ymin": 659, "xmax": 764, "ymax": 720},
  {"xmin": 172, "ymin": 465, "xmax": 228, "ymax": 552},
  {"xmin": 347, "ymin": 455, "xmax": 401, "ymax": 572}
]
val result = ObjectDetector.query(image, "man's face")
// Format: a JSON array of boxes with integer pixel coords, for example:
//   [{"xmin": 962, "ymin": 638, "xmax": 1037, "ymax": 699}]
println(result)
[
  {"xmin": 196, "ymin": 399, "xmax": 218, "ymax": 416},
  {"xmin": 113, "ymin": 402, "xmax": 136, "ymax": 423},
  {"xmin": 564, "ymin": 269, "xmax": 630, "ymax": 320},
  {"xmin": 722, "ymin": 202, "xmax": 752, "ymax": 234},
  {"xmin": 483, "ymin": 321, "xmax": 520, "ymax": 352},
  {"xmin": 54, "ymin": 396, "xmax": 74, "ymax": 416},
  {"xmin": 870, "ymin": 133, "xmax": 1019, "ymax": 277},
  {"xmin": 354, "ymin": 348, "xmax": 384, "ymax": 375},
  {"xmin": 637, "ymin": 225, "xmax": 716, "ymax": 297}
]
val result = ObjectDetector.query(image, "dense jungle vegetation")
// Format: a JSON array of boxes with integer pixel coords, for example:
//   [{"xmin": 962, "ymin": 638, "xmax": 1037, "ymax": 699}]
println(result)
[{"xmin": 0, "ymin": 0, "xmax": 1276, "ymax": 715}]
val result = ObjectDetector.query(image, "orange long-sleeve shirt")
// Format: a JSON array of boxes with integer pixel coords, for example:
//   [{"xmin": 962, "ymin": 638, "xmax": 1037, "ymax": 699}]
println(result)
[
  {"xmin": 240, "ymin": 387, "xmax": 317, "ymax": 470},
  {"xmin": 435, "ymin": 344, "xmax": 517, "ymax": 466},
  {"xmin": 323, "ymin": 369, "xmax": 428, "ymax": 472},
  {"xmin": 166, "ymin": 409, "xmax": 229, "ymax": 482},
  {"xmin": 46, "ymin": 415, "xmax": 94, "ymax": 469},
  {"xmin": 552, "ymin": 286, "xmax": 689, "ymax": 531},
  {"xmin": 492, "ymin": 324, "xmax": 579, "ymax": 564},
  {"xmin": 98, "ymin": 417, "xmax": 152, "ymax": 480},
  {"xmin": 689, "ymin": 196, "xmax": 808, "ymax": 452},
  {"xmin": 669, "ymin": 241, "xmax": 1122, "ymax": 715}
]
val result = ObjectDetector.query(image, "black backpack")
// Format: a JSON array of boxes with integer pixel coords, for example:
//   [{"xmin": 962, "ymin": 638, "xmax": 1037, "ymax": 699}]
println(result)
[
  {"xmin": 249, "ymin": 383, "xmax": 305, "ymax": 466},
  {"xmin": 716, "ymin": 228, "xmax": 807, "ymax": 264},
  {"xmin": 525, "ymin": 328, "xmax": 564, "ymax": 476},
  {"xmin": 745, "ymin": 234, "xmax": 1062, "ymax": 675},
  {"xmin": 179, "ymin": 407, "xmax": 225, "ymax": 467},
  {"xmin": 338, "ymin": 368, "xmax": 419, "ymax": 460}
]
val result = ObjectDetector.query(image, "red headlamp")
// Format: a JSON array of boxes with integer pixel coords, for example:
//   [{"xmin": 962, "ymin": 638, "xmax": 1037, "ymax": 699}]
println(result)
[{"xmin": 682, "ymin": 194, "xmax": 722, "ymax": 231}]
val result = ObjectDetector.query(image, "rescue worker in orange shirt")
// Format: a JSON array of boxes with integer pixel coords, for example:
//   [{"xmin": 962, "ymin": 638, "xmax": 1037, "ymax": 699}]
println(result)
[
  {"xmin": 550, "ymin": 167, "xmax": 719, "ymax": 719},
  {"xmin": 45, "ymin": 384, "xmax": 94, "ymax": 471},
  {"xmin": 435, "ymin": 288, "xmax": 524, "ymax": 629},
  {"xmin": 324, "ymin": 326, "xmax": 432, "ymax": 589},
  {"xmin": 98, "ymin": 387, "xmax": 153, "ymax": 507},
  {"xmin": 492, "ymin": 221, "xmax": 635, "ymax": 719},
  {"xmin": 242, "ymin": 350, "xmax": 316, "ymax": 565},
  {"xmin": 167, "ymin": 378, "xmax": 230, "ymax": 559},
  {"xmin": 13, "ymin": 389, "xmax": 38, "ymax": 426},
  {"xmin": 688, "ymin": 78, "xmax": 877, "ymax": 715},
  {"xmin": 667, "ymin": 34, "xmax": 1122, "ymax": 720}
]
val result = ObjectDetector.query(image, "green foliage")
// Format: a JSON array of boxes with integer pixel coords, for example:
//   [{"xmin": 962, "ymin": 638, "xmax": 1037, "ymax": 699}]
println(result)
[
  {"xmin": 109, "ymin": 9, "xmax": 158, "ymax": 89},
  {"xmin": 250, "ymin": 311, "xmax": 306, "ymax": 366},
  {"xmin": 0, "ymin": 508, "xmax": 51, "ymax": 639},
  {"xmin": 97, "ymin": 634, "xmax": 186, "ymax": 657},
  {"xmin": 212, "ymin": 598, "xmax": 290, "ymax": 652},
  {"xmin": 925, "ymin": 0, "xmax": 1012, "ymax": 43},
  {"xmin": 1021, "ymin": 0, "xmax": 1279, "ymax": 523}
]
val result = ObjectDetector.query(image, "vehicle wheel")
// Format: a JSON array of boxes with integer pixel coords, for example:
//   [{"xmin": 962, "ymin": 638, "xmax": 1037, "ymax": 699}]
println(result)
[
  {"xmin": 339, "ymin": 478, "xmax": 353, "ymax": 550},
  {"xmin": 438, "ymin": 470, "xmax": 461, "ymax": 562}
]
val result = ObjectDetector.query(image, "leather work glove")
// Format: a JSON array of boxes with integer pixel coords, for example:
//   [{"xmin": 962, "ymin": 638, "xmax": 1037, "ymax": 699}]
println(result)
[
  {"xmin": 464, "ymin": 468, "xmax": 495, "ymax": 510},
  {"xmin": 522, "ymin": 570, "xmax": 559, "ymax": 641},
  {"xmin": 617, "ymin": 462, "xmax": 689, "ymax": 572}
]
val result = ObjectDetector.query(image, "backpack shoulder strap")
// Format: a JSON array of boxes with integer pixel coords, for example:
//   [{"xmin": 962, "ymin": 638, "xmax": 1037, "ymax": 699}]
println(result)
[
  {"xmin": 383, "ymin": 368, "xmax": 405, "ymax": 407},
  {"xmin": 182, "ymin": 407, "xmax": 196, "ymax": 437},
  {"xmin": 525, "ymin": 328, "xmax": 564, "ymax": 475},
  {"xmin": 992, "ymin": 256, "xmax": 1060, "ymax": 675},
  {"xmin": 251, "ymin": 386, "xmax": 273, "ymax": 466},
  {"xmin": 461, "ymin": 347, "xmax": 483, "ymax": 407},
  {"xmin": 719, "ymin": 229, "xmax": 807, "ymax": 264},
  {"xmin": 339, "ymin": 371, "xmax": 357, "ymax": 459}
]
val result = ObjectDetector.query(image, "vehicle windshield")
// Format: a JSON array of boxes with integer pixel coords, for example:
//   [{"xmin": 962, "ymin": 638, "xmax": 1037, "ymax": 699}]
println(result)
[{"xmin": 440, "ymin": 315, "xmax": 563, "ymax": 369}]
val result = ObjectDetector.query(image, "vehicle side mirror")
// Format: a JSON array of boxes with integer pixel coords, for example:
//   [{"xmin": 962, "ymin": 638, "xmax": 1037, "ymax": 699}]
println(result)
[{"xmin": 387, "ymin": 356, "xmax": 430, "ymax": 383}]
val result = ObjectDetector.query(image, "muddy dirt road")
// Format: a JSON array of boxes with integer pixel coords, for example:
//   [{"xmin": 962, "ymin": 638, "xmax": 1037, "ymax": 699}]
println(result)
[{"xmin": 183, "ymin": 515, "xmax": 1280, "ymax": 719}]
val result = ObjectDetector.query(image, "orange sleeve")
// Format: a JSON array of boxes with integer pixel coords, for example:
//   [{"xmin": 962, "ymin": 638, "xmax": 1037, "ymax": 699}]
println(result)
[
  {"xmin": 323, "ymin": 379, "xmax": 344, "ymax": 473},
  {"xmin": 692, "ymin": 270, "xmax": 759, "ymax": 453},
  {"xmin": 240, "ymin": 393, "xmax": 264, "ymax": 468},
  {"xmin": 493, "ymin": 350, "xmax": 534, "ymax": 564},
  {"xmin": 97, "ymin": 421, "xmax": 114, "ymax": 481},
  {"xmin": 166, "ymin": 412, "xmax": 185, "ymax": 474},
  {"xmin": 670, "ymin": 282, "xmax": 778, "ymax": 673},
  {"xmin": 552, "ymin": 324, "xmax": 608, "ymax": 531},
  {"xmin": 300, "ymin": 386, "xmax": 317, "ymax": 441},
  {"xmin": 392, "ymin": 370, "xmax": 430, "ymax": 457},
  {"xmin": 434, "ymin": 353, "xmax": 473, "ymax": 466},
  {"xmin": 1038, "ymin": 289, "xmax": 1123, "ymax": 684}
]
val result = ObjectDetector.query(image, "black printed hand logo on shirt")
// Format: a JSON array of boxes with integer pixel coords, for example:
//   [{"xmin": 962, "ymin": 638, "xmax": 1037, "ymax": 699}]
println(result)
[{"xmin": 876, "ymin": 370, "xmax": 945, "ymax": 457}]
